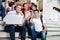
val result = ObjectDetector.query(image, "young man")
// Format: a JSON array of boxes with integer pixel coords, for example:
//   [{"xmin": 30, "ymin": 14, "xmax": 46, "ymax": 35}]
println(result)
[
  {"xmin": 30, "ymin": 10, "xmax": 47, "ymax": 40},
  {"xmin": 3, "ymin": 4, "xmax": 26, "ymax": 40}
]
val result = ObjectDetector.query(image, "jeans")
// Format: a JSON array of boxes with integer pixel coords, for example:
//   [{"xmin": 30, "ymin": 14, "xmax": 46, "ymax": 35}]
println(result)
[
  {"xmin": 25, "ymin": 20, "xmax": 31, "ymax": 36},
  {"xmin": 9, "ymin": 25, "xmax": 26, "ymax": 40},
  {"xmin": 30, "ymin": 25, "xmax": 46, "ymax": 40},
  {"xmin": 0, "ymin": 4, "xmax": 5, "ymax": 20}
]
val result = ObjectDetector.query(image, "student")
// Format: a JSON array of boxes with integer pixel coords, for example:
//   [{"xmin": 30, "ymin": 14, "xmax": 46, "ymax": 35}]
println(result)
[
  {"xmin": 14, "ymin": 0, "xmax": 19, "ymax": 10},
  {"xmin": 30, "ymin": 4, "xmax": 38, "ymax": 38},
  {"xmin": 6, "ymin": 2, "xmax": 15, "ymax": 13},
  {"xmin": 30, "ymin": 2, "xmax": 35, "ymax": 10},
  {"xmin": 4, "ymin": 4, "xmax": 26, "ymax": 40},
  {"xmin": 30, "ymin": 4, "xmax": 37, "ymax": 18},
  {"xmin": 30, "ymin": 10, "xmax": 47, "ymax": 40},
  {"xmin": 22, "ymin": 3, "xmax": 31, "ymax": 38}
]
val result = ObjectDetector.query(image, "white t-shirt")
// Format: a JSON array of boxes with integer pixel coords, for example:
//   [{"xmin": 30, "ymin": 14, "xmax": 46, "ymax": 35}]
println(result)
[{"xmin": 33, "ymin": 18, "xmax": 45, "ymax": 32}]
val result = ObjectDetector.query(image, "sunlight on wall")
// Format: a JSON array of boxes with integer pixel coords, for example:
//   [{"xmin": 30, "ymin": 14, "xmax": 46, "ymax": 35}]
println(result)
[{"xmin": 43, "ymin": 0, "xmax": 58, "ymax": 21}]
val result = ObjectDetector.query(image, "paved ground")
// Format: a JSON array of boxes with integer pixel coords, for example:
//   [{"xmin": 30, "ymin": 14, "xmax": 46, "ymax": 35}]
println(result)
[{"xmin": 0, "ymin": 36, "xmax": 60, "ymax": 40}]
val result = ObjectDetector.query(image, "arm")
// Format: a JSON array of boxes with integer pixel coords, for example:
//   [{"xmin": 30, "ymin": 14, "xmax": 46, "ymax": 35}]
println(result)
[
  {"xmin": 43, "ymin": 23, "xmax": 47, "ymax": 32},
  {"xmin": 25, "ymin": 11, "xmax": 31, "ymax": 20},
  {"xmin": 42, "ymin": 18, "xmax": 47, "ymax": 32},
  {"xmin": 30, "ymin": 18, "xmax": 33, "ymax": 24}
]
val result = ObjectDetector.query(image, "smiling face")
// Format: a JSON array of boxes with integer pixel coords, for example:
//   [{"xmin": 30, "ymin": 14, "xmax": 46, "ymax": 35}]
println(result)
[
  {"xmin": 32, "ymin": 5, "xmax": 37, "ymax": 10},
  {"xmin": 34, "ymin": 10, "xmax": 39, "ymax": 17},
  {"xmin": 23, "ymin": 3, "xmax": 28, "ymax": 10},
  {"xmin": 16, "ymin": 5, "xmax": 21, "ymax": 13}
]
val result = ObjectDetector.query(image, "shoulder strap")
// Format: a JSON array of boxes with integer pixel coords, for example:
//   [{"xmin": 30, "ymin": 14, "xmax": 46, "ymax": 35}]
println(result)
[
  {"xmin": 40, "ymin": 15, "xmax": 43, "ymax": 24},
  {"xmin": 40, "ymin": 15, "xmax": 44, "ymax": 29}
]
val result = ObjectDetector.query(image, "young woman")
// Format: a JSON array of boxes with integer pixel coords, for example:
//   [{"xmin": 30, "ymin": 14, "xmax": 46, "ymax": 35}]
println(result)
[{"xmin": 18, "ymin": 3, "xmax": 31, "ymax": 38}]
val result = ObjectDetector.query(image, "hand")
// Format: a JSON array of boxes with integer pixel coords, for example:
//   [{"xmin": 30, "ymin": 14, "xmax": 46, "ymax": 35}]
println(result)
[
  {"xmin": 43, "ymin": 30, "xmax": 46, "ymax": 32},
  {"xmin": 1, "ymin": 22, "xmax": 6, "ymax": 26},
  {"xmin": 20, "ymin": 11, "xmax": 24, "ymax": 15}
]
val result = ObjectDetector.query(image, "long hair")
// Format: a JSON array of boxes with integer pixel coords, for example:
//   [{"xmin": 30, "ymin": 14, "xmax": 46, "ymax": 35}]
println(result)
[{"xmin": 22, "ymin": 3, "xmax": 27, "ymax": 16}]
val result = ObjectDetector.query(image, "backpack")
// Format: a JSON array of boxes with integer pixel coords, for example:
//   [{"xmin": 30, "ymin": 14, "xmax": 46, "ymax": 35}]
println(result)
[
  {"xmin": 40, "ymin": 15, "xmax": 47, "ymax": 34},
  {"xmin": 37, "ymin": 15, "xmax": 47, "ymax": 38}
]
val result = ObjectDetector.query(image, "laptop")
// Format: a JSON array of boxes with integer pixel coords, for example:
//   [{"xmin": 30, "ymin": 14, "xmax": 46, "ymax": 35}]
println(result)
[{"xmin": 4, "ymin": 15, "xmax": 23, "ymax": 24}]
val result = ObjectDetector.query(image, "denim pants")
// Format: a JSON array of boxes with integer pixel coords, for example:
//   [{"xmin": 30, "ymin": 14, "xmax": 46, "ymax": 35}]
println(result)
[
  {"xmin": 9, "ymin": 25, "xmax": 26, "ymax": 40},
  {"xmin": 25, "ymin": 20, "xmax": 31, "ymax": 36},
  {"xmin": 0, "ymin": 4, "xmax": 5, "ymax": 20},
  {"xmin": 30, "ymin": 25, "xmax": 46, "ymax": 40}
]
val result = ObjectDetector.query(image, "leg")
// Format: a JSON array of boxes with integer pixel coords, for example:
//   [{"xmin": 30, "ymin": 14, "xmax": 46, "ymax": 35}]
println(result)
[
  {"xmin": 31, "ymin": 25, "xmax": 37, "ymax": 40},
  {"xmin": 10, "ymin": 25, "xmax": 15, "ymax": 40},
  {"xmin": 26, "ymin": 20, "xmax": 31, "ymax": 37},
  {"xmin": 0, "ymin": 5, "xmax": 5, "ymax": 20},
  {"xmin": 20, "ymin": 26, "xmax": 26, "ymax": 40},
  {"xmin": 41, "ymin": 31, "xmax": 46, "ymax": 40}
]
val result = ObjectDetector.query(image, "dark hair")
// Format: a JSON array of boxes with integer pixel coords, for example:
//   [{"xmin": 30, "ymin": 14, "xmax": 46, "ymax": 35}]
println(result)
[
  {"xmin": 30, "ymin": 2, "xmax": 35, "ymax": 10},
  {"xmin": 14, "ymin": 0, "xmax": 19, "ymax": 2},
  {"xmin": 34, "ymin": 9, "xmax": 39, "ymax": 13},
  {"xmin": 22, "ymin": 3, "xmax": 28, "ymax": 15},
  {"xmin": 9, "ymin": 2, "xmax": 14, "ymax": 7},
  {"xmin": 31, "ymin": 2, "xmax": 35, "ymax": 6},
  {"xmin": 32, "ymin": 4, "xmax": 37, "ymax": 8},
  {"xmin": 23, "ymin": 3, "xmax": 27, "ymax": 7}
]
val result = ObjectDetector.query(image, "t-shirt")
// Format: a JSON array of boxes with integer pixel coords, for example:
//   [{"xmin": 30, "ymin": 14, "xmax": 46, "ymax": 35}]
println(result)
[
  {"xmin": 33, "ymin": 18, "xmax": 45, "ymax": 32},
  {"xmin": 25, "ymin": 11, "xmax": 31, "ymax": 20}
]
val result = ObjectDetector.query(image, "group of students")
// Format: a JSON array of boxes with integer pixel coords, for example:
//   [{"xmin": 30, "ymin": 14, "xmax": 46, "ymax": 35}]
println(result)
[{"xmin": 3, "ymin": 0, "xmax": 47, "ymax": 40}]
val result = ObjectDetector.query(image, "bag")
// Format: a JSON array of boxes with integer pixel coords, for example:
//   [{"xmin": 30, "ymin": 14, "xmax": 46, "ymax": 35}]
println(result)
[
  {"xmin": 37, "ymin": 15, "xmax": 47, "ymax": 38},
  {"xmin": 40, "ymin": 15, "xmax": 47, "ymax": 34}
]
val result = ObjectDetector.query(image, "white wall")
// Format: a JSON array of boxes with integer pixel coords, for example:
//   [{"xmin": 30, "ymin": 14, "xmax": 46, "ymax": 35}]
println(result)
[{"xmin": 43, "ymin": 0, "xmax": 58, "ymax": 22}]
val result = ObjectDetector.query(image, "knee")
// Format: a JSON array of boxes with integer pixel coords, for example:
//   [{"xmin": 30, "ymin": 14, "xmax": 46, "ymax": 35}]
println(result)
[
  {"xmin": 41, "ymin": 31, "xmax": 46, "ymax": 38},
  {"xmin": 31, "ymin": 25, "xmax": 34, "ymax": 30},
  {"xmin": 10, "ymin": 26, "xmax": 15, "ymax": 31}
]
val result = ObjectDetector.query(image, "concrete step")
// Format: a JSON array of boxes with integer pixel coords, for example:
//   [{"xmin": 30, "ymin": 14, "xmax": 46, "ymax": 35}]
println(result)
[
  {"xmin": 47, "ymin": 24, "xmax": 59, "ymax": 27},
  {"xmin": 47, "ymin": 32, "xmax": 60, "ymax": 36},
  {"xmin": 0, "ymin": 21, "xmax": 4, "ymax": 25},
  {"xmin": 0, "ymin": 25, "xmax": 4, "ymax": 31},
  {"xmin": 0, "ymin": 36, "xmax": 60, "ymax": 40},
  {"xmin": 0, "ymin": 16, "xmax": 2, "ymax": 21},
  {"xmin": 0, "ymin": 32, "xmax": 60, "ymax": 37},
  {"xmin": 46, "ymin": 22, "xmax": 58, "ymax": 25},
  {"xmin": 47, "ymin": 28, "xmax": 60, "ymax": 31},
  {"xmin": 0, "ymin": 32, "xmax": 28, "ymax": 38},
  {"xmin": 0, "ymin": 32, "xmax": 19, "ymax": 37}
]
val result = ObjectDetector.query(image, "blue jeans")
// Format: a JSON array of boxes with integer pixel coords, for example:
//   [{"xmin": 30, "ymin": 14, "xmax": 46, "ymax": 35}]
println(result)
[
  {"xmin": 31, "ymin": 25, "xmax": 46, "ymax": 40},
  {"xmin": 0, "ymin": 4, "xmax": 5, "ymax": 20},
  {"xmin": 25, "ymin": 20, "xmax": 31, "ymax": 36},
  {"xmin": 9, "ymin": 25, "xmax": 26, "ymax": 40}
]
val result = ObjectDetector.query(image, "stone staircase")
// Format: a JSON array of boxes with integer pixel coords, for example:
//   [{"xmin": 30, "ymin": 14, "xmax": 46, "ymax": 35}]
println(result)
[
  {"xmin": 0, "ymin": 16, "xmax": 60, "ymax": 38},
  {"xmin": 46, "ymin": 20, "xmax": 60, "ymax": 36}
]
